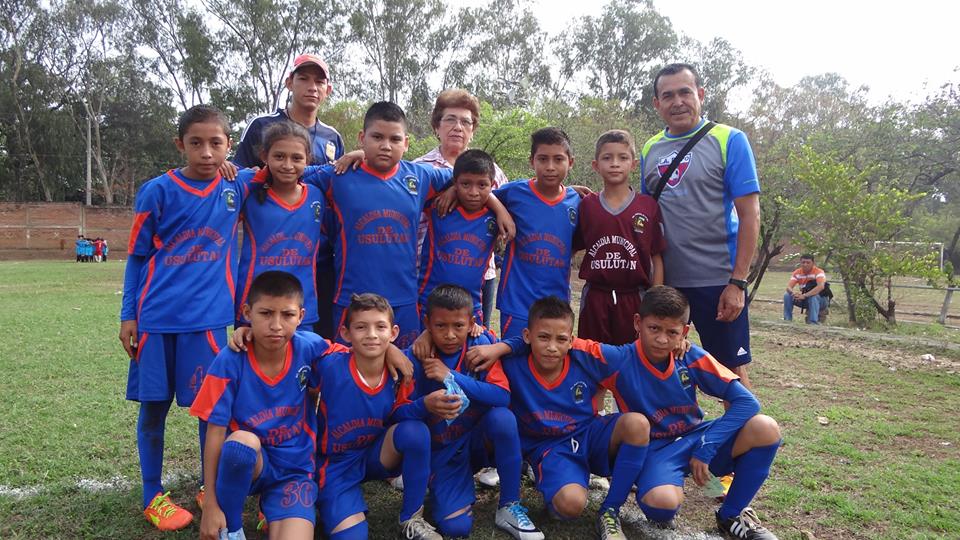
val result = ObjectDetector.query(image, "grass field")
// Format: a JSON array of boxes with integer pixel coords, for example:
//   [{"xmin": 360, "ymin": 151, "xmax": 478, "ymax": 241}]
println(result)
[{"xmin": 0, "ymin": 260, "xmax": 958, "ymax": 539}]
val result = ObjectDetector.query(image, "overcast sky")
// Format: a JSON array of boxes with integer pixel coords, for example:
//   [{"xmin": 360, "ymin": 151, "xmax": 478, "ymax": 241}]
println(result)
[{"xmin": 526, "ymin": 0, "xmax": 958, "ymax": 105}]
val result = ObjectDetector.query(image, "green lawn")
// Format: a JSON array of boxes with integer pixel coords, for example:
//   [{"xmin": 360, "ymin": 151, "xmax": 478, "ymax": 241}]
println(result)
[{"xmin": 0, "ymin": 261, "xmax": 957, "ymax": 539}]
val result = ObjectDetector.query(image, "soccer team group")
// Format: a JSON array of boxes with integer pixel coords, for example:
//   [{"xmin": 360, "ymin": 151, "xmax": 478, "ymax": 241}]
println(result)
[{"xmin": 118, "ymin": 54, "xmax": 783, "ymax": 540}]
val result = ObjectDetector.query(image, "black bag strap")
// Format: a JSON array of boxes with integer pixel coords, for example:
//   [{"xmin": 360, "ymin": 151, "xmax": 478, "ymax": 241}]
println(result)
[{"xmin": 651, "ymin": 121, "xmax": 716, "ymax": 201}]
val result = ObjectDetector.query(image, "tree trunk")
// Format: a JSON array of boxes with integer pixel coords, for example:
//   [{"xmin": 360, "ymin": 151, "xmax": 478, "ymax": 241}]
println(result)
[{"xmin": 841, "ymin": 272, "xmax": 858, "ymax": 325}]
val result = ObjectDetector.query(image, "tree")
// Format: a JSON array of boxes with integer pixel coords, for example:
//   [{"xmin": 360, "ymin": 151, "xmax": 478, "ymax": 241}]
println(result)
[
  {"xmin": 556, "ymin": 0, "xmax": 676, "ymax": 111},
  {"xmin": 684, "ymin": 37, "xmax": 754, "ymax": 124},
  {"xmin": 788, "ymin": 146, "xmax": 943, "ymax": 325}
]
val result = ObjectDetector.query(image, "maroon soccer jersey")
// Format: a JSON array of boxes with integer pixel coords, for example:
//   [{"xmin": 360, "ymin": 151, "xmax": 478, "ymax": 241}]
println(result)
[{"xmin": 575, "ymin": 191, "xmax": 666, "ymax": 289}]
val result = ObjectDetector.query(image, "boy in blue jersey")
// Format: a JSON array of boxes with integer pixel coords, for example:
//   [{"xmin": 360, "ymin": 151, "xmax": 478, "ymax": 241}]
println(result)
[
  {"xmin": 418, "ymin": 150, "xmax": 499, "ymax": 325},
  {"xmin": 602, "ymin": 286, "xmax": 781, "ymax": 540},
  {"xmin": 190, "ymin": 271, "xmax": 344, "ymax": 540},
  {"xmin": 301, "ymin": 101, "xmax": 514, "ymax": 349},
  {"xmin": 119, "ymin": 104, "xmax": 241, "ymax": 531},
  {"xmin": 489, "ymin": 297, "xmax": 651, "ymax": 540},
  {"xmin": 496, "ymin": 127, "xmax": 581, "ymax": 339},
  {"xmin": 313, "ymin": 293, "xmax": 440, "ymax": 540},
  {"xmin": 394, "ymin": 285, "xmax": 543, "ymax": 540}
]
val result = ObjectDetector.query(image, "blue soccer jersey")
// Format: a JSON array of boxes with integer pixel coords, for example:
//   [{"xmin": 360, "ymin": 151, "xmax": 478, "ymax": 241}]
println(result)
[
  {"xmin": 235, "ymin": 169, "xmax": 326, "ymax": 326},
  {"xmin": 418, "ymin": 206, "xmax": 498, "ymax": 315},
  {"xmin": 302, "ymin": 162, "xmax": 452, "ymax": 308},
  {"xmin": 499, "ymin": 338, "xmax": 617, "ymax": 458},
  {"xmin": 311, "ymin": 351, "xmax": 401, "ymax": 485},
  {"xmin": 394, "ymin": 330, "xmax": 510, "ymax": 449},
  {"xmin": 123, "ymin": 169, "xmax": 246, "ymax": 333},
  {"xmin": 496, "ymin": 179, "xmax": 580, "ymax": 319},
  {"xmin": 602, "ymin": 342, "xmax": 740, "ymax": 441},
  {"xmin": 189, "ymin": 331, "xmax": 340, "ymax": 474}
]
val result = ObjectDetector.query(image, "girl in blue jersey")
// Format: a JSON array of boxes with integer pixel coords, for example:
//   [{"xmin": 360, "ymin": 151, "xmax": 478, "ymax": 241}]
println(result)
[{"xmin": 235, "ymin": 121, "xmax": 328, "ymax": 331}]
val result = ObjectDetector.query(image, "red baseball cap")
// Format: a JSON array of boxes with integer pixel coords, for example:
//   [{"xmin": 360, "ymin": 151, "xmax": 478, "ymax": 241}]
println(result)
[{"xmin": 291, "ymin": 53, "xmax": 329, "ymax": 78}]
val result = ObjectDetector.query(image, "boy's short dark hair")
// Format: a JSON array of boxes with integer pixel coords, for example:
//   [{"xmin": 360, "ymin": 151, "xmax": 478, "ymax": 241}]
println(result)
[
  {"xmin": 653, "ymin": 63, "xmax": 701, "ymax": 98},
  {"xmin": 594, "ymin": 129, "xmax": 637, "ymax": 159},
  {"xmin": 247, "ymin": 270, "xmax": 304, "ymax": 306},
  {"xmin": 800, "ymin": 254, "xmax": 815, "ymax": 262},
  {"xmin": 637, "ymin": 285, "xmax": 690, "ymax": 321},
  {"xmin": 530, "ymin": 127, "xmax": 573, "ymax": 158},
  {"xmin": 425, "ymin": 284, "xmax": 474, "ymax": 317},
  {"xmin": 527, "ymin": 296, "xmax": 575, "ymax": 327},
  {"xmin": 177, "ymin": 104, "xmax": 230, "ymax": 140},
  {"xmin": 345, "ymin": 292, "xmax": 394, "ymax": 326},
  {"xmin": 363, "ymin": 101, "xmax": 408, "ymax": 130},
  {"xmin": 453, "ymin": 149, "xmax": 496, "ymax": 181}
]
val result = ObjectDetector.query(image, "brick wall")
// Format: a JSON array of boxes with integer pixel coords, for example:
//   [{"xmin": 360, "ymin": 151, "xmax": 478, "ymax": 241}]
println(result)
[{"xmin": 0, "ymin": 203, "xmax": 132, "ymax": 259}]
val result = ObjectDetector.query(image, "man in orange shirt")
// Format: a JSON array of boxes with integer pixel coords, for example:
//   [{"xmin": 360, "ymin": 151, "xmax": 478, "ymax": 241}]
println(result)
[{"xmin": 783, "ymin": 254, "xmax": 826, "ymax": 324}]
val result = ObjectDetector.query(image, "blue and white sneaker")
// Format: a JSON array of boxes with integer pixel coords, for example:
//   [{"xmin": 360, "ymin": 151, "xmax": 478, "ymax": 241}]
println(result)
[{"xmin": 495, "ymin": 502, "xmax": 544, "ymax": 540}]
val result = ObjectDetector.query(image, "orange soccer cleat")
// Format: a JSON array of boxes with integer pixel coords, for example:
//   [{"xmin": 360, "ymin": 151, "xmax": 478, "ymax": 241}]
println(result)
[{"xmin": 144, "ymin": 491, "xmax": 194, "ymax": 531}]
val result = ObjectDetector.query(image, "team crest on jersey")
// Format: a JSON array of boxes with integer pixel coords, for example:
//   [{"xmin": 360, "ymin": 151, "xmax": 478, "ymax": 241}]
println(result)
[
  {"xmin": 296, "ymin": 365, "xmax": 311, "ymax": 392},
  {"xmin": 656, "ymin": 150, "xmax": 693, "ymax": 188},
  {"xmin": 325, "ymin": 141, "xmax": 336, "ymax": 162},
  {"xmin": 485, "ymin": 217, "xmax": 497, "ymax": 237},
  {"xmin": 678, "ymin": 367, "xmax": 691, "ymax": 388},
  {"xmin": 404, "ymin": 175, "xmax": 419, "ymax": 195},
  {"xmin": 311, "ymin": 201, "xmax": 323, "ymax": 222},
  {"xmin": 571, "ymin": 381, "xmax": 588, "ymax": 404},
  {"xmin": 567, "ymin": 206, "xmax": 578, "ymax": 225},
  {"xmin": 631, "ymin": 212, "xmax": 648, "ymax": 233},
  {"xmin": 223, "ymin": 188, "xmax": 237, "ymax": 211}
]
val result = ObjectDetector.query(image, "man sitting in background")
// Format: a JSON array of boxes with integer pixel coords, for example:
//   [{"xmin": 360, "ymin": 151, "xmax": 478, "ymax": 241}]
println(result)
[{"xmin": 783, "ymin": 254, "xmax": 827, "ymax": 324}]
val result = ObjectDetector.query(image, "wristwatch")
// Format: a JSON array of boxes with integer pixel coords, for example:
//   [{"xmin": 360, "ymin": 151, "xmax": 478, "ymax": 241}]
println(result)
[{"xmin": 728, "ymin": 278, "xmax": 748, "ymax": 291}]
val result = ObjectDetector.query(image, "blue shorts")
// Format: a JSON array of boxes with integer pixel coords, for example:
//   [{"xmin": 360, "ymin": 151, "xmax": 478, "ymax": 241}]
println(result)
[
  {"xmin": 249, "ymin": 451, "xmax": 317, "ymax": 525},
  {"xmin": 676, "ymin": 286, "xmax": 752, "ymax": 368},
  {"xmin": 315, "ymin": 432, "xmax": 398, "ymax": 534},
  {"xmin": 333, "ymin": 303, "xmax": 420, "ymax": 349},
  {"xmin": 126, "ymin": 329, "xmax": 226, "ymax": 407},
  {"xmin": 527, "ymin": 414, "xmax": 619, "ymax": 508},
  {"xmin": 635, "ymin": 420, "xmax": 738, "ymax": 497},
  {"xmin": 499, "ymin": 312, "xmax": 527, "ymax": 340},
  {"xmin": 428, "ymin": 421, "xmax": 496, "ymax": 520}
]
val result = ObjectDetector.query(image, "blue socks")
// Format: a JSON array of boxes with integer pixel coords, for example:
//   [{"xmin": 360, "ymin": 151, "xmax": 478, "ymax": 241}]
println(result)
[
  {"xmin": 216, "ymin": 441, "xmax": 257, "ymax": 532},
  {"xmin": 481, "ymin": 407, "xmax": 522, "ymax": 507},
  {"xmin": 198, "ymin": 419, "xmax": 207, "ymax": 486},
  {"xmin": 137, "ymin": 400, "xmax": 172, "ymax": 508},
  {"xmin": 639, "ymin": 501, "xmax": 678, "ymax": 523},
  {"xmin": 718, "ymin": 441, "xmax": 781, "ymax": 520},
  {"xmin": 330, "ymin": 520, "xmax": 368, "ymax": 539},
  {"xmin": 391, "ymin": 421, "xmax": 431, "ymax": 522},
  {"xmin": 603, "ymin": 442, "xmax": 648, "ymax": 511}
]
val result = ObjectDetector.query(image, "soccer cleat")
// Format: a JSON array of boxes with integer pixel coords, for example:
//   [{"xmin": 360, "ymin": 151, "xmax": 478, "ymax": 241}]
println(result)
[
  {"xmin": 476, "ymin": 467, "xmax": 500, "ymax": 488},
  {"xmin": 495, "ymin": 502, "xmax": 544, "ymax": 540},
  {"xmin": 596, "ymin": 507, "xmax": 627, "ymax": 540},
  {"xmin": 144, "ymin": 491, "xmax": 193, "ymax": 531},
  {"xmin": 218, "ymin": 528, "xmax": 247, "ymax": 540},
  {"xmin": 716, "ymin": 508, "xmax": 779, "ymax": 540},
  {"xmin": 256, "ymin": 511, "xmax": 268, "ymax": 533},
  {"xmin": 195, "ymin": 486, "xmax": 205, "ymax": 509},
  {"xmin": 399, "ymin": 507, "xmax": 442, "ymax": 540},
  {"xmin": 388, "ymin": 475, "xmax": 404, "ymax": 491}
]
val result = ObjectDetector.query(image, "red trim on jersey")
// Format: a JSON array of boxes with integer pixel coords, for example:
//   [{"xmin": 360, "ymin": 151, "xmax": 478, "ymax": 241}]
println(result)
[
  {"xmin": 486, "ymin": 360, "xmax": 511, "ymax": 392},
  {"xmin": 152, "ymin": 235, "xmax": 163, "ymax": 250},
  {"xmin": 136, "ymin": 256, "xmax": 157, "ymax": 321},
  {"xmin": 571, "ymin": 338, "xmax": 606, "ymax": 363},
  {"xmin": 528, "ymin": 353, "xmax": 570, "ymax": 391},
  {"xmin": 205, "ymin": 330, "xmax": 221, "ymax": 355},
  {"xmin": 688, "ymin": 354, "xmax": 738, "ymax": 383},
  {"xmin": 246, "ymin": 344, "xmax": 293, "ymax": 387},
  {"xmin": 393, "ymin": 379, "xmax": 416, "ymax": 411},
  {"xmin": 537, "ymin": 447, "xmax": 552, "ymax": 486},
  {"xmin": 238, "ymin": 219, "xmax": 258, "ymax": 321},
  {"xmin": 128, "ymin": 211, "xmax": 151, "ymax": 254},
  {"xmin": 318, "ymin": 398, "xmax": 329, "ymax": 456},
  {"xmin": 501, "ymin": 315, "xmax": 514, "ymax": 337},
  {"xmin": 635, "ymin": 339, "xmax": 674, "ymax": 381},
  {"xmin": 189, "ymin": 374, "xmax": 230, "ymax": 421},
  {"xmin": 135, "ymin": 333, "xmax": 149, "ymax": 363},
  {"xmin": 167, "ymin": 169, "xmax": 221, "ymax": 197},
  {"xmin": 329, "ymin": 190, "xmax": 348, "ymax": 304},
  {"xmin": 302, "ymin": 400, "xmax": 318, "ymax": 475},
  {"xmin": 600, "ymin": 372, "xmax": 631, "ymax": 412},
  {"xmin": 266, "ymin": 183, "xmax": 309, "ymax": 211},
  {"xmin": 529, "ymin": 178, "xmax": 567, "ymax": 206},
  {"xmin": 349, "ymin": 354, "xmax": 388, "ymax": 395},
  {"xmin": 417, "ymin": 216, "xmax": 437, "ymax": 299},
  {"xmin": 225, "ymin": 221, "xmax": 238, "ymax": 301},
  {"xmin": 360, "ymin": 161, "xmax": 400, "ymax": 181},
  {"xmin": 456, "ymin": 206, "xmax": 490, "ymax": 220}
]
